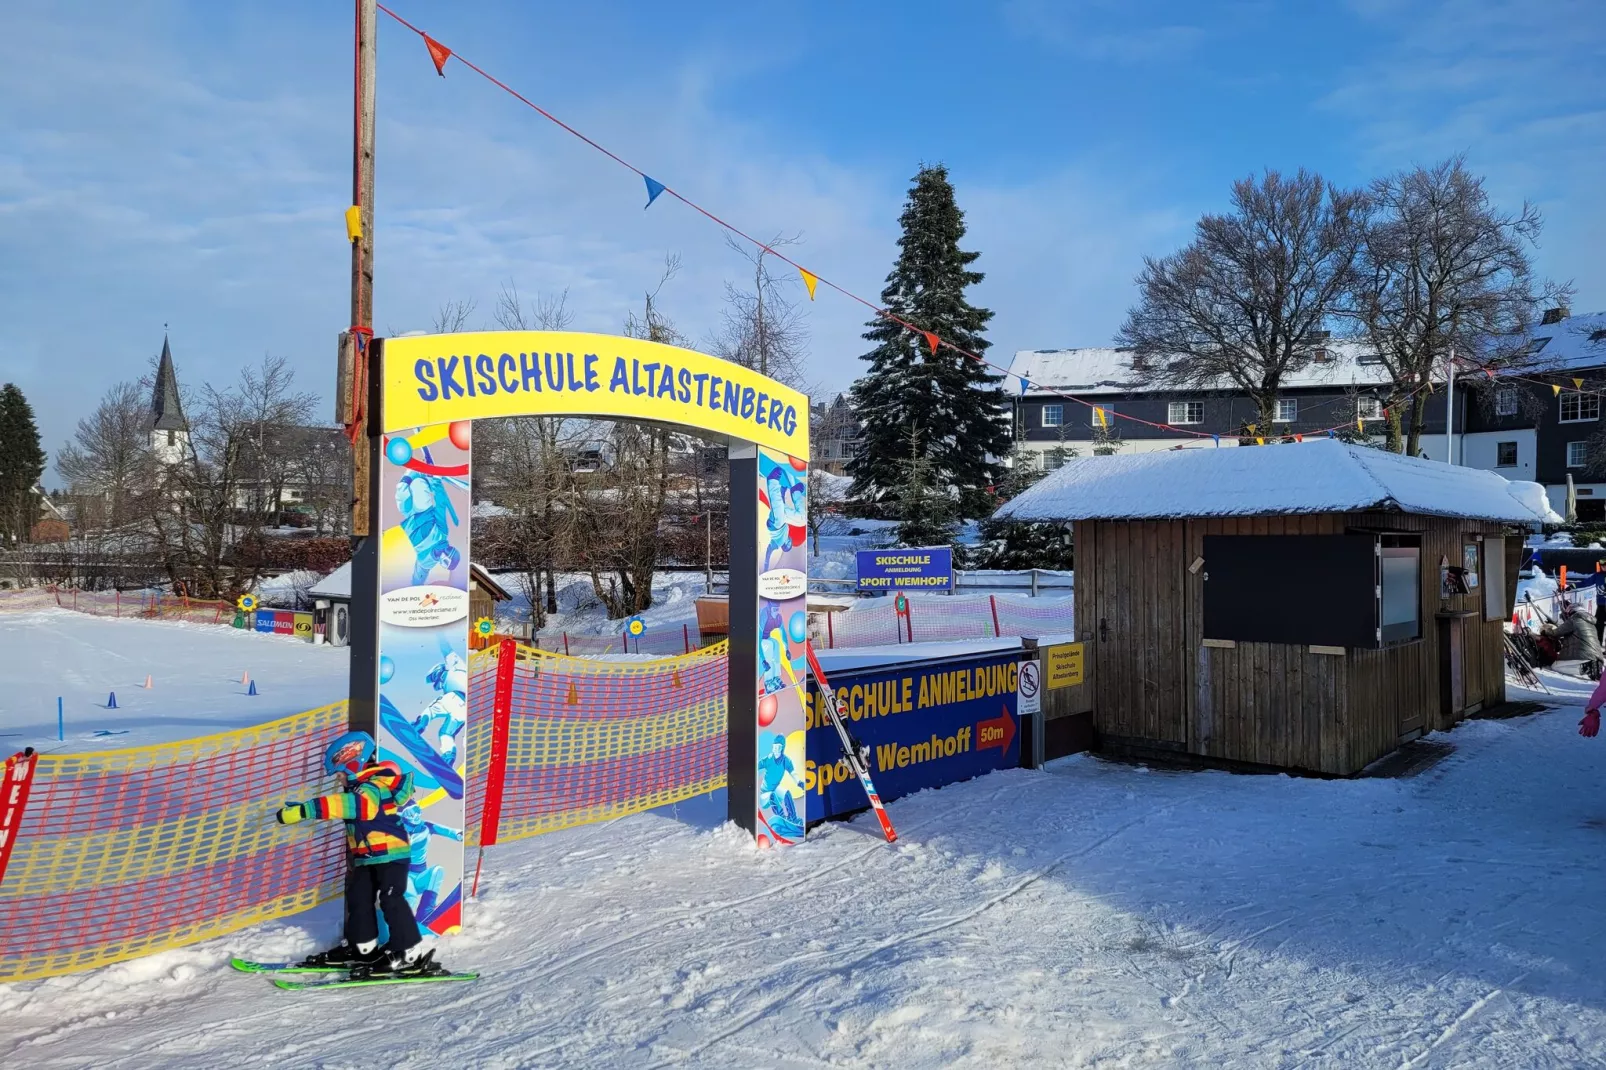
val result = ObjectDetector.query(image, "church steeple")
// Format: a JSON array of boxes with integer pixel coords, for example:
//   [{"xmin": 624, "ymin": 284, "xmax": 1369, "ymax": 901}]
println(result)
[{"xmin": 150, "ymin": 334, "xmax": 187, "ymax": 433}]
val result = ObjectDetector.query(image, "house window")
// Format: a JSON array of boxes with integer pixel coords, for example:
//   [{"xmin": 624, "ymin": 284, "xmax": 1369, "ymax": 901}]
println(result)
[
  {"xmin": 166, "ymin": 430, "xmax": 175, "ymax": 446},
  {"xmin": 1089, "ymin": 404, "xmax": 1115, "ymax": 427},
  {"xmin": 1357, "ymin": 397, "xmax": 1383, "ymax": 420},
  {"xmin": 1168, "ymin": 401, "xmax": 1204, "ymax": 425},
  {"xmin": 1495, "ymin": 441, "xmax": 1518, "ymax": 467},
  {"xmin": 1044, "ymin": 451, "xmax": 1069, "ymax": 471},
  {"xmin": 1560, "ymin": 392, "xmax": 1600, "ymax": 422},
  {"xmin": 1495, "ymin": 387, "xmax": 1519, "ymax": 416},
  {"xmin": 1041, "ymin": 404, "xmax": 1063, "ymax": 427},
  {"xmin": 1274, "ymin": 398, "xmax": 1297, "ymax": 423},
  {"xmin": 1567, "ymin": 441, "xmax": 1589, "ymax": 468},
  {"xmin": 1380, "ymin": 536, "xmax": 1421, "ymax": 643}
]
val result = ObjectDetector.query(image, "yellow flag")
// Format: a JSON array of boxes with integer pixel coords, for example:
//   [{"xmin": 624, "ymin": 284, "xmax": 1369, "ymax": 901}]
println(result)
[
  {"xmin": 1246, "ymin": 422, "xmax": 1257, "ymax": 433},
  {"xmin": 1093, "ymin": 406, "xmax": 1107, "ymax": 428},
  {"xmin": 1357, "ymin": 415, "xmax": 1365, "ymax": 432},
  {"xmin": 798, "ymin": 267, "xmax": 819, "ymax": 301},
  {"xmin": 1575, "ymin": 378, "xmax": 1585, "ymax": 391},
  {"xmin": 1255, "ymin": 437, "xmax": 1265, "ymax": 446},
  {"xmin": 1553, "ymin": 384, "xmax": 1562, "ymax": 396}
]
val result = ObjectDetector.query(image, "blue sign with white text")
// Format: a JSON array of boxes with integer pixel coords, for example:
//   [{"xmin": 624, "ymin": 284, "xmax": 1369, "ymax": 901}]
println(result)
[
  {"xmin": 806, "ymin": 650, "xmax": 1021, "ymax": 822},
  {"xmin": 855, "ymin": 545, "xmax": 954, "ymax": 591}
]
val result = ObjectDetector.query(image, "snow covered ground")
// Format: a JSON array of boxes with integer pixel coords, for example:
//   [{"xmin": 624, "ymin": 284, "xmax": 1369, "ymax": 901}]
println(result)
[
  {"xmin": 0, "ymin": 610, "xmax": 348, "ymax": 752},
  {"xmin": 8, "ymin": 610, "xmax": 1606, "ymax": 1065}
]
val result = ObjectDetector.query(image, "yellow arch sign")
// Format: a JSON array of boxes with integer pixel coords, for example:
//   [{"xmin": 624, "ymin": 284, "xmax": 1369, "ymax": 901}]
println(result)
[{"xmin": 382, "ymin": 331, "xmax": 809, "ymax": 458}]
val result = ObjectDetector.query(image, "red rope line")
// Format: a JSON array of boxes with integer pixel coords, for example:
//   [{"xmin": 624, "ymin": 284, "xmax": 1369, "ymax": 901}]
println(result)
[{"xmin": 372, "ymin": 4, "xmax": 1461, "ymax": 448}]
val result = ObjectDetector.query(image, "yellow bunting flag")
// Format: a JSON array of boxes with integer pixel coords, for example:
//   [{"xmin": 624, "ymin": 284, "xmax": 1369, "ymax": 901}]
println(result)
[
  {"xmin": 1575, "ymin": 378, "xmax": 1585, "ymax": 391},
  {"xmin": 1093, "ymin": 406, "xmax": 1108, "ymax": 428},
  {"xmin": 1553, "ymin": 384, "xmax": 1562, "ymax": 396},
  {"xmin": 1255, "ymin": 437, "xmax": 1265, "ymax": 446},
  {"xmin": 1246, "ymin": 422, "xmax": 1257, "ymax": 433},
  {"xmin": 1357, "ymin": 415, "xmax": 1365, "ymax": 432},
  {"xmin": 798, "ymin": 267, "xmax": 819, "ymax": 301}
]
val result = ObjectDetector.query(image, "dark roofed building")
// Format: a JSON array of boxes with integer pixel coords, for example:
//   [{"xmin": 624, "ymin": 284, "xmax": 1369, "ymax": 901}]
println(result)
[{"xmin": 149, "ymin": 335, "xmax": 189, "ymax": 463}]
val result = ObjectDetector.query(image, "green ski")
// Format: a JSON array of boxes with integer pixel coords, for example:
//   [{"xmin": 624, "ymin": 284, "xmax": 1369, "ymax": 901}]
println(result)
[
  {"xmin": 231, "ymin": 956, "xmax": 343, "ymax": 975},
  {"xmin": 273, "ymin": 971, "xmax": 479, "ymax": 991}
]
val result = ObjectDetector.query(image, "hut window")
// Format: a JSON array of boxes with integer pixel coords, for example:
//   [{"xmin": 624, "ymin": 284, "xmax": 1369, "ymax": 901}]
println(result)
[
  {"xmin": 1380, "ymin": 536, "xmax": 1421, "ymax": 643},
  {"xmin": 1483, "ymin": 538, "xmax": 1506, "ymax": 621}
]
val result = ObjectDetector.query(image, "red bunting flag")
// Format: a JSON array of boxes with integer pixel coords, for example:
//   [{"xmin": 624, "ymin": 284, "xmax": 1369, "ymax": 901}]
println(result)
[
  {"xmin": 922, "ymin": 331, "xmax": 940, "ymax": 355},
  {"xmin": 424, "ymin": 34, "xmax": 452, "ymax": 76}
]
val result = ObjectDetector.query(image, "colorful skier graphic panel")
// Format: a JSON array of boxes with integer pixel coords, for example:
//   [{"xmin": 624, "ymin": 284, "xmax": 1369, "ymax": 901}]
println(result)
[
  {"xmin": 754, "ymin": 449, "xmax": 809, "ymax": 846},
  {"xmin": 376, "ymin": 421, "xmax": 471, "ymax": 934}
]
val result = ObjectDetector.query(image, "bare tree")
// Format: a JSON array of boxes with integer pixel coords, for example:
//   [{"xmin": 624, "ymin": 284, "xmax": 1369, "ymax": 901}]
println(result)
[
  {"xmin": 1119, "ymin": 169, "xmax": 1368, "ymax": 432},
  {"xmin": 56, "ymin": 381, "xmax": 152, "ymax": 531},
  {"xmin": 147, "ymin": 356, "xmax": 316, "ymax": 598},
  {"xmin": 431, "ymin": 298, "xmax": 477, "ymax": 334},
  {"xmin": 1348, "ymin": 156, "xmax": 1570, "ymax": 455},
  {"xmin": 707, "ymin": 234, "xmax": 812, "ymax": 391}
]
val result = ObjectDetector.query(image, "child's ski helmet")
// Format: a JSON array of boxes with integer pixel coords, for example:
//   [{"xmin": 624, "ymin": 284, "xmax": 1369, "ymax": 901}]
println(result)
[{"xmin": 324, "ymin": 731, "xmax": 376, "ymax": 776}]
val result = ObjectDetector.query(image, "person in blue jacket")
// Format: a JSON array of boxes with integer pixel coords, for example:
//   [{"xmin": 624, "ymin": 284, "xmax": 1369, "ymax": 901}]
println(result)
[{"xmin": 276, "ymin": 731, "xmax": 443, "ymax": 977}]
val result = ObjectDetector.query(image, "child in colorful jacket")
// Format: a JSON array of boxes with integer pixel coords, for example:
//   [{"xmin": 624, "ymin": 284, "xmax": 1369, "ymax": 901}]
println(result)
[{"xmin": 276, "ymin": 731, "xmax": 439, "ymax": 977}]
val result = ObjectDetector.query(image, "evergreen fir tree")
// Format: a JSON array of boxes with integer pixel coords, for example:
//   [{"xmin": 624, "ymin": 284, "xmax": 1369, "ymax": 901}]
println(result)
[
  {"xmin": 892, "ymin": 424, "xmax": 960, "ymax": 548},
  {"xmin": 0, "ymin": 384, "xmax": 46, "ymax": 543},
  {"xmin": 848, "ymin": 164, "xmax": 1011, "ymax": 517}
]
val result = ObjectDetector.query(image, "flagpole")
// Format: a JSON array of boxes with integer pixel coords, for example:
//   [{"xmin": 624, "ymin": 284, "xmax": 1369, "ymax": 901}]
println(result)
[{"xmin": 1446, "ymin": 346, "xmax": 1456, "ymax": 465}]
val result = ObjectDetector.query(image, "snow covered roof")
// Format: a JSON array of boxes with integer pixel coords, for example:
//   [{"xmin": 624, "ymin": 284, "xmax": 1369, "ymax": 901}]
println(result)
[
  {"xmin": 995, "ymin": 440, "xmax": 1550, "ymax": 524},
  {"xmin": 309, "ymin": 560, "xmax": 508, "ymax": 600},
  {"xmin": 1520, "ymin": 311, "xmax": 1606, "ymax": 371},
  {"xmin": 1007, "ymin": 342, "xmax": 1392, "ymax": 398}
]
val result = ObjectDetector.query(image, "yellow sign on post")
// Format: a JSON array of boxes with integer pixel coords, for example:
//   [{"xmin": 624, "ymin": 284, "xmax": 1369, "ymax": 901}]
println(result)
[
  {"xmin": 1046, "ymin": 643, "xmax": 1084, "ymax": 689},
  {"xmin": 382, "ymin": 331, "xmax": 809, "ymax": 458}
]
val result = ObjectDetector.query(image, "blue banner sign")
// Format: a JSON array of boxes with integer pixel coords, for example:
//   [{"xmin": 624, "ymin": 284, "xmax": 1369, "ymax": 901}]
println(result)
[
  {"xmin": 805, "ymin": 649, "xmax": 1022, "ymax": 822},
  {"xmin": 855, "ymin": 545, "xmax": 954, "ymax": 591}
]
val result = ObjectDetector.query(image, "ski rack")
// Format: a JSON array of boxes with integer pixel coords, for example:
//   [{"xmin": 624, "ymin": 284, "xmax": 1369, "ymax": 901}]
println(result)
[{"xmin": 804, "ymin": 642, "xmax": 897, "ymax": 843}]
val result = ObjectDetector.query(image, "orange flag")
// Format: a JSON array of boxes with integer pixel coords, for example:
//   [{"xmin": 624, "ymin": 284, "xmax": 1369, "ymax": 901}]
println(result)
[
  {"xmin": 798, "ymin": 267, "xmax": 819, "ymax": 301},
  {"xmin": 424, "ymin": 35, "xmax": 452, "ymax": 76},
  {"xmin": 922, "ymin": 331, "xmax": 940, "ymax": 355}
]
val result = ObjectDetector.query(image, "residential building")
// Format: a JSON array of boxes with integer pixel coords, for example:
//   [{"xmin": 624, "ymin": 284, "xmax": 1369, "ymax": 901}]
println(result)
[
  {"xmin": 809, "ymin": 394, "xmax": 857, "ymax": 475},
  {"xmin": 1008, "ymin": 308, "xmax": 1606, "ymax": 520}
]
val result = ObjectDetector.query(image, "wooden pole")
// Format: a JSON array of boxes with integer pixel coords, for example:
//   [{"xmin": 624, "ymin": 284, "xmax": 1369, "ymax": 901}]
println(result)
[{"xmin": 349, "ymin": 0, "xmax": 377, "ymax": 538}]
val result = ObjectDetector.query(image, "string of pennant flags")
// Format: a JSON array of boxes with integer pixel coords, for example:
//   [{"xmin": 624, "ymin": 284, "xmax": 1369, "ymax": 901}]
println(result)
[{"xmin": 371, "ymin": 5, "xmax": 1555, "ymax": 450}]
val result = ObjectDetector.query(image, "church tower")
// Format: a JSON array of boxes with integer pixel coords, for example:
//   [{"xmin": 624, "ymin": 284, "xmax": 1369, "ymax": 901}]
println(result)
[{"xmin": 149, "ymin": 334, "xmax": 189, "ymax": 464}]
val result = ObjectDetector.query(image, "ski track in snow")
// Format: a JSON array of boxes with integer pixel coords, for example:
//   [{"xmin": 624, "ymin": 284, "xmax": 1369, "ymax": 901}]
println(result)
[{"xmin": 7, "ymin": 615, "xmax": 1606, "ymax": 1066}]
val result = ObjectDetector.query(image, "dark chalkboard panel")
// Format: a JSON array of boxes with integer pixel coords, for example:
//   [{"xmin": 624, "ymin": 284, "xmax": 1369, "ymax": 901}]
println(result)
[{"xmin": 1202, "ymin": 534, "xmax": 1377, "ymax": 647}]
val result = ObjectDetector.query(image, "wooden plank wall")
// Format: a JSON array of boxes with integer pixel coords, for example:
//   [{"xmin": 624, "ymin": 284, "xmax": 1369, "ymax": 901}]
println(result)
[
  {"xmin": 1182, "ymin": 514, "xmax": 1352, "ymax": 773},
  {"xmin": 1079, "ymin": 520, "xmax": 1188, "ymax": 745},
  {"xmin": 1079, "ymin": 511, "xmax": 1516, "ymax": 776}
]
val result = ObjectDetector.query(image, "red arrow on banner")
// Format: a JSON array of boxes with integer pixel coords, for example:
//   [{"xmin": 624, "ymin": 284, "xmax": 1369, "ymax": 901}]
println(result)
[{"xmin": 976, "ymin": 705, "xmax": 1016, "ymax": 755}]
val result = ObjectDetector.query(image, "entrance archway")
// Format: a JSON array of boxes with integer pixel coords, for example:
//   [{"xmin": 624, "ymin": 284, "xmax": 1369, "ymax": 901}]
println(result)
[{"xmin": 348, "ymin": 330, "xmax": 811, "ymax": 934}]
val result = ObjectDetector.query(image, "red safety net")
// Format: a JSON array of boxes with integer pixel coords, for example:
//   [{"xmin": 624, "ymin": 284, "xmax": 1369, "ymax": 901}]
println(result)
[{"xmin": 0, "ymin": 705, "xmax": 347, "ymax": 982}]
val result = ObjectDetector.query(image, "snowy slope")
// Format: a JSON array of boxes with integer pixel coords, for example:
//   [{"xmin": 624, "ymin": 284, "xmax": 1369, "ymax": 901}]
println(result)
[
  {"xmin": 7, "ymin": 650, "xmax": 1606, "ymax": 1065},
  {"xmin": 0, "ymin": 610, "xmax": 348, "ymax": 752}
]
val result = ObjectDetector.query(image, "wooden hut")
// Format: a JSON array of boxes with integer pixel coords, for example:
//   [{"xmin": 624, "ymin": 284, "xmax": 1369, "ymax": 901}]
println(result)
[{"xmin": 997, "ymin": 441, "xmax": 1550, "ymax": 775}]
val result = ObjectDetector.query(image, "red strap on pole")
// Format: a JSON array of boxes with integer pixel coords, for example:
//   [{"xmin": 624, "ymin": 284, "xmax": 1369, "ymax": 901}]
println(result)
[
  {"xmin": 0, "ymin": 748, "xmax": 39, "ymax": 888},
  {"xmin": 990, "ymin": 594, "xmax": 1001, "ymax": 638}
]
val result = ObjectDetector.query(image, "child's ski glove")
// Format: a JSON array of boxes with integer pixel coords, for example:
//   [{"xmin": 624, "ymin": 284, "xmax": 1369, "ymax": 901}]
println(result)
[{"xmin": 276, "ymin": 802, "xmax": 308, "ymax": 825}]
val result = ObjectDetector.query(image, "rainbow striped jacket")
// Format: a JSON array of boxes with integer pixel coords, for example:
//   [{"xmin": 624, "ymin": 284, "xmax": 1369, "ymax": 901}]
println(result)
[{"xmin": 294, "ymin": 762, "xmax": 414, "ymax": 865}]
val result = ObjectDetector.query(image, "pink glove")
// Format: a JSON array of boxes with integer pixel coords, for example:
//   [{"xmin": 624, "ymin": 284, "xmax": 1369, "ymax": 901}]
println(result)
[{"xmin": 1582, "ymin": 710, "xmax": 1601, "ymax": 738}]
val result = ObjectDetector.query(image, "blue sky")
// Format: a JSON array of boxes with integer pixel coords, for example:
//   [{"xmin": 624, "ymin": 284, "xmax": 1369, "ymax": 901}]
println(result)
[{"xmin": 4, "ymin": 0, "xmax": 1601, "ymax": 472}]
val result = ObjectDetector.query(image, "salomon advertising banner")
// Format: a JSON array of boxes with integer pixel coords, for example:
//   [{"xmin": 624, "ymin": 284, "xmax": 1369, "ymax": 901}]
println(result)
[
  {"xmin": 805, "ymin": 649, "xmax": 1022, "ymax": 822},
  {"xmin": 375, "ymin": 420, "xmax": 470, "ymax": 936},
  {"xmin": 855, "ymin": 546, "xmax": 954, "ymax": 591}
]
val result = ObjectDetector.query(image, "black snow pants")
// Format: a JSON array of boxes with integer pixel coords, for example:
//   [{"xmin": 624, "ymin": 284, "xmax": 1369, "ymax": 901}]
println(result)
[{"xmin": 345, "ymin": 859, "xmax": 422, "ymax": 954}]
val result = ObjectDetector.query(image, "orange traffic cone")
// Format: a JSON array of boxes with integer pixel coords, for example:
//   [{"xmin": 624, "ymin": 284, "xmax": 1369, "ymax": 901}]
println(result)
[
  {"xmin": 144, "ymin": 675, "xmax": 153, "ymax": 689},
  {"xmin": 566, "ymin": 681, "xmax": 580, "ymax": 706}
]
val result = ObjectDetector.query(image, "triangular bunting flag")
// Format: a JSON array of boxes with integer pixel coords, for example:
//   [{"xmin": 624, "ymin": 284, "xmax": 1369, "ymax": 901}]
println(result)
[
  {"xmin": 1327, "ymin": 430, "xmax": 1336, "ymax": 438},
  {"xmin": 922, "ymin": 331, "xmax": 940, "ymax": 355},
  {"xmin": 1294, "ymin": 434, "xmax": 1304, "ymax": 443},
  {"xmin": 1484, "ymin": 368, "xmax": 1495, "ymax": 379},
  {"xmin": 1092, "ymin": 406, "xmax": 1107, "ymax": 428},
  {"xmin": 424, "ymin": 34, "xmax": 452, "ymax": 76},
  {"xmin": 1246, "ymin": 423, "xmax": 1257, "ymax": 433},
  {"xmin": 1255, "ymin": 437, "xmax": 1265, "ymax": 446},
  {"xmin": 1357, "ymin": 416, "xmax": 1365, "ymax": 432},
  {"xmin": 1575, "ymin": 378, "xmax": 1585, "ymax": 391},
  {"xmin": 643, "ymin": 175, "xmax": 666, "ymax": 209},
  {"xmin": 1212, "ymin": 434, "xmax": 1221, "ymax": 446},
  {"xmin": 798, "ymin": 267, "xmax": 819, "ymax": 301},
  {"xmin": 1553, "ymin": 383, "xmax": 1562, "ymax": 396},
  {"xmin": 1018, "ymin": 376, "xmax": 1029, "ymax": 395}
]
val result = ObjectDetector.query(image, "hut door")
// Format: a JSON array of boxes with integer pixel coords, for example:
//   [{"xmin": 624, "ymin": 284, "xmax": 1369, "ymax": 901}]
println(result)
[{"xmin": 1431, "ymin": 614, "xmax": 1463, "ymax": 736}]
